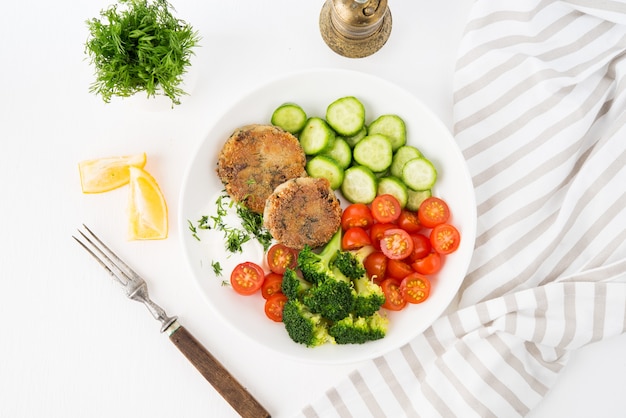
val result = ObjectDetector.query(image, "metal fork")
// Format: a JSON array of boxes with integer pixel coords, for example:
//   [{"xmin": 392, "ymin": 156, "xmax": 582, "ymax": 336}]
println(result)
[{"xmin": 73, "ymin": 225, "xmax": 270, "ymax": 418}]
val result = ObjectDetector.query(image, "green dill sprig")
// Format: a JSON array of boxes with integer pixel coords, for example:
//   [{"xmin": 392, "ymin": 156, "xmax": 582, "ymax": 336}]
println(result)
[{"xmin": 85, "ymin": 0, "xmax": 200, "ymax": 105}]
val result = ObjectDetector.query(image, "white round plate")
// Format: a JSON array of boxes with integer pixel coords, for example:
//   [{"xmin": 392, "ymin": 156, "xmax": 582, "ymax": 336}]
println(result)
[{"xmin": 179, "ymin": 69, "xmax": 476, "ymax": 364}]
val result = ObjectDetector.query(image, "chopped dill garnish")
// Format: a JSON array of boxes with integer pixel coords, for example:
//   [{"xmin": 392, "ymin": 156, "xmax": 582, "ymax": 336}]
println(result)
[
  {"xmin": 211, "ymin": 261, "xmax": 222, "ymax": 276},
  {"xmin": 236, "ymin": 205, "xmax": 273, "ymax": 251}
]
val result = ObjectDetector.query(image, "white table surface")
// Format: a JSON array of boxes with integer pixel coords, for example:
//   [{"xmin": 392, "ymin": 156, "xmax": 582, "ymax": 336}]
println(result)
[{"xmin": 1, "ymin": 1, "xmax": 625, "ymax": 417}]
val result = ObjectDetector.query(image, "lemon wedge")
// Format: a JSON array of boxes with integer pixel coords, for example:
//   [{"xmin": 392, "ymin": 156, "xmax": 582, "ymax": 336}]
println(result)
[
  {"xmin": 79, "ymin": 153, "xmax": 147, "ymax": 193},
  {"xmin": 127, "ymin": 166, "xmax": 168, "ymax": 240}
]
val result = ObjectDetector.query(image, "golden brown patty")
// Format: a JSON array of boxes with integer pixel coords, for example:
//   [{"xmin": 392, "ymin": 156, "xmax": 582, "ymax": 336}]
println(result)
[
  {"xmin": 263, "ymin": 177, "xmax": 342, "ymax": 250},
  {"xmin": 216, "ymin": 124, "xmax": 307, "ymax": 214}
]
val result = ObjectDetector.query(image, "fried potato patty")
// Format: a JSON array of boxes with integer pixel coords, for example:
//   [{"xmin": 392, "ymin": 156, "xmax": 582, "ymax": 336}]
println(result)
[
  {"xmin": 216, "ymin": 124, "xmax": 306, "ymax": 214},
  {"xmin": 264, "ymin": 177, "xmax": 342, "ymax": 250}
]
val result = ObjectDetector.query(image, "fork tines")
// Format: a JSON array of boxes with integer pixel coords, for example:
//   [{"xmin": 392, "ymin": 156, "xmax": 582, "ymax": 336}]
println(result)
[{"xmin": 73, "ymin": 224, "xmax": 139, "ymax": 289}]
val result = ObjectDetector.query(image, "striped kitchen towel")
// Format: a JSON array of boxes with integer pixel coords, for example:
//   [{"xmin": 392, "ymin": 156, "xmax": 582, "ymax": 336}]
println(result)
[{"xmin": 300, "ymin": 0, "xmax": 626, "ymax": 416}]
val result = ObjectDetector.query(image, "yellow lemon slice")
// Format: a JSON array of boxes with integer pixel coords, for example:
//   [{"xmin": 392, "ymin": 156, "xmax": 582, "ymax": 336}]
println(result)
[
  {"xmin": 79, "ymin": 153, "xmax": 147, "ymax": 193},
  {"xmin": 127, "ymin": 166, "xmax": 168, "ymax": 240}
]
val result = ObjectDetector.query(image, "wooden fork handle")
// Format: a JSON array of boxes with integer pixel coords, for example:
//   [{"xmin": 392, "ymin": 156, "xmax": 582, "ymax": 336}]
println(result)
[{"xmin": 168, "ymin": 323, "xmax": 271, "ymax": 418}]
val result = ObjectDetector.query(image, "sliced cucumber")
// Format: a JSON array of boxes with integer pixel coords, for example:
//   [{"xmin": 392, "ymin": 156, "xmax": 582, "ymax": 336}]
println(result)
[
  {"xmin": 299, "ymin": 117, "xmax": 336, "ymax": 155},
  {"xmin": 390, "ymin": 145, "xmax": 422, "ymax": 178},
  {"xmin": 353, "ymin": 134, "xmax": 393, "ymax": 173},
  {"xmin": 377, "ymin": 176, "xmax": 408, "ymax": 208},
  {"xmin": 402, "ymin": 157, "xmax": 437, "ymax": 190},
  {"xmin": 406, "ymin": 189, "xmax": 432, "ymax": 211},
  {"xmin": 341, "ymin": 126, "xmax": 367, "ymax": 148},
  {"xmin": 341, "ymin": 165, "xmax": 378, "ymax": 204},
  {"xmin": 306, "ymin": 155, "xmax": 344, "ymax": 190},
  {"xmin": 368, "ymin": 114, "xmax": 407, "ymax": 151},
  {"xmin": 326, "ymin": 96, "xmax": 366, "ymax": 136},
  {"xmin": 271, "ymin": 103, "xmax": 307, "ymax": 134},
  {"xmin": 322, "ymin": 138, "xmax": 352, "ymax": 169}
]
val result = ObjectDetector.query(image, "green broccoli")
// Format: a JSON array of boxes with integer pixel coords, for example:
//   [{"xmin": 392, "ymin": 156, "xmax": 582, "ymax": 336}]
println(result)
[
  {"xmin": 333, "ymin": 247, "xmax": 385, "ymax": 317},
  {"xmin": 352, "ymin": 275, "xmax": 385, "ymax": 317},
  {"xmin": 333, "ymin": 250, "xmax": 366, "ymax": 280},
  {"xmin": 329, "ymin": 312, "xmax": 389, "ymax": 344},
  {"xmin": 282, "ymin": 299, "xmax": 335, "ymax": 347},
  {"xmin": 303, "ymin": 266, "xmax": 356, "ymax": 322},
  {"xmin": 281, "ymin": 268, "xmax": 312, "ymax": 300},
  {"xmin": 297, "ymin": 228, "xmax": 342, "ymax": 284}
]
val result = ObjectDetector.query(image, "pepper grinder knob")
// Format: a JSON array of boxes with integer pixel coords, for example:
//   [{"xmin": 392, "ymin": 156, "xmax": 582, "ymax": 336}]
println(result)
[{"xmin": 319, "ymin": 0, "xmax": 392, "ymax": 58}]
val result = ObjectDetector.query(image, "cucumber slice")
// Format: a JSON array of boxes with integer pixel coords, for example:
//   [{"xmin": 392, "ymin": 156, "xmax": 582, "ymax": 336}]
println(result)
[
  {"xmin": 322, "ymin": 138, "xmax": 352, "ymax": 169},
  {"xmin": 326, "ymin": 96, "xmax": 366, "ymax": 136},
  {"xmin": 390, "ymin": 145, "xmax": 422, "ymax": 178},
  {"xmin": 306, "ymin": 155, "xmax": 344, "ymax": 190},
  {"xmin": 341, "ymin": 165, "xmax": 378, "ymax": 204},
  {"xmin": 299, "ymin": 117, "xmax": 336, "ymax": 155},
  {"xmin": 341, "ymin": 126, "xmax": 367, "ymax": 148},
  {"xmin": 406, "ymin": 189, "xmax": 432, "ymax": 211},
  {"xmin": 271, "ymin": 103, "xmax": 307, "ymax": 134},
  {"xmin": 367, "ymin": 114, "xmax": 407, "ymax": 151},
  {"xmin": 352, "ymin": 134, "xmax": 393, "ymax": 173},
  {"xmin": 377, "ymin": 176, "xmax": 409, "ymax": 208},
  {"xmin": 402, "ymin": 157, "xmax": 437, "ymax": 190}
]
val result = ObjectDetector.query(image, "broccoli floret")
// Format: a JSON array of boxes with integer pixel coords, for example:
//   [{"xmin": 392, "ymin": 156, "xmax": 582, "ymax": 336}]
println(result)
[
  {"xmin": 297, "ymin": 229, "xmax": 342, "ymax": 284},
  {"xmin": 353, "ymin": 275, "xmax": 385, "ymax": 317},
  {"xmin": 303, "ymin": 267, "xmax": 356, "ymax": 322},
  {"xmin": 282, "ymin": 299, "xmax": 335, "ymax": 347},
  {"xmin": 281, "ymin": 268, "xmax": 312, "ymax": 300},
  {"xmin": 329, "ymin": 312, "xmax": 389, "ymax": 344},
  {"xmin": 333, "ymin": 247, "xmax": 384, "ymax": 317},
  {"xmin": 333, "ymin": 250, "xmax": 366, "ymax": 280}
]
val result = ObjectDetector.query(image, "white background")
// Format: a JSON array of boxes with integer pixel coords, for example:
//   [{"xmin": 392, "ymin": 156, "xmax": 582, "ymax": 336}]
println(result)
[{"xmin": 1, "ymin": 1, "xmax": 625, "ymax": 417}]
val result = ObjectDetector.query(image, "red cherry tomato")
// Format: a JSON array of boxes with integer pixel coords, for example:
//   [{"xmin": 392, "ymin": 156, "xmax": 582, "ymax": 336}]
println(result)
[
  {"xmin": 342, "ymin": 227, "xmax": 372, "ymax": 250},
  {"xmin": 430, "ymin": 223, "xmax": 461, "ymax": 254},
  {"xmin": 264, "ymin": 293, "xmax": 288, "ymax": 322},
  {"xmin": 230, "ymin": 262, "xmax": 265, "ymax": 296},
  {"xmin": 341, "ymin": 203, "xmax": 374, "ymax": 230},
  {"xmin": 400, "ymin": 273, "xmax": 431, "ymax": 304},
  {"xmin": 397, "ymin": 209, "xmax": 421, "ymax": 233},
  {"xmin": 369, "ymin": 222, "xmax": 396, "ymax": 251},
  {"xmin": 411, "ymin": 251, "xmax": 443, "ymax": 275},
  {"xmin": 261, "ymin": 272, "xmax": 284, "ymax": 299},
  {"xmin": 386, "ymin": 259, "xmax": 413, "ymax": 280},
  {"xmin": 363, "ymin": 251, "xmax": 387, "ymax": 283},
  {"xmin": 267, "ymin": 243, "xmax": 298, "ymax": 275},
  {"xmin": 418, "ymin": 197, "xmax": 450, "ymax": 228},
  {"xmin": 408, "ymin": 233, "xmax": 432, "ymax": 262},
  {"xmin": 380, "ymin": 228, "xmax": 414, "ymax": 260},
  {"xmin": 371, "ymin": 194, "xmax": 402, "ymax": 224},
  {"xmin": 380, "ymin": 278, "xmax": 407, "ymax": 311}
]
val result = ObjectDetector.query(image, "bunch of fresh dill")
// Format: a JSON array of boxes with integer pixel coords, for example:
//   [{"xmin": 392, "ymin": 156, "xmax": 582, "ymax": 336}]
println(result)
[{"xmin": 85, "ymin": 0, "xmax": 200, "ymax": 105}]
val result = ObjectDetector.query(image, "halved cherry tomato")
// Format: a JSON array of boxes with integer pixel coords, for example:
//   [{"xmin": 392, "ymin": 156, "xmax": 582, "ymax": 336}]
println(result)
[
  {"xmin": 267, "ymin": 243, "xmax": 298, "ymax": 275},
  {"xmin": 371, "ymin": 194, "xmax": 402, "ymax": 224},
  {"xmin": 411, "ymin": 251, "xmax": 443, "ymax": 275},
  {"xmin": 230, "ymin": 262, "xmax": 265, "ymax": 295},
  {"xmin": 261, "ymin": 272, "xmax": 283, "ymax": 299},
  {"xmin": 430, "ymin": 223, "xmax": 461, "ymax": 254},
  {"xmin": 418, "ymin": 197, "xmax": 450, "ymax": 228},
  {"xmin": 363, "ymin": 251, "xmax": 387, "ymax": 283},
  {"xmin": 400, "ymin": 273, "xmax": 431, "ymax": 304},
  {"xmin": 386, "ymin": 259, "xmax": 413, "ymax": 280},
  {"xmin": 264, "ymin": 293, "xmax": 288, "ymax": 322},
  {"xmin": 342, "ymin": 227, "xmax": 372, "ymax": 250},
  {"xmin": 397, "ymin": 209, "xmax": 421, "ymax": 233},
  {"xmin": 408, "ymin": 233, "xmax": 432, "ymax": 262},
  {"xmin": 380, "ymin": 278, "xmax": 407, "ymax": 311},
  {"xmin": 380, "ymin": 228, "xmax": 414, "ymax": 260},
  {"xmin": 370, "ymin": 223, "xmax": 396, "ymax": 251},
  {"xmin": 341, "ymin": 203, "xmax": 374, "ymax": 230}
]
